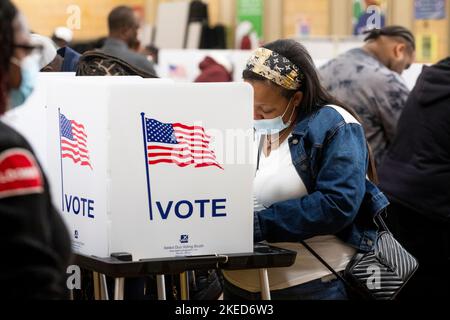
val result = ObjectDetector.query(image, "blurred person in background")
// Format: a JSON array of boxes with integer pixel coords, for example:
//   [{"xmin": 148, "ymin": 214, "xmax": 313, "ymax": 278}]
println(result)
[
  {"xmin": 0, "ymin": 0, "xmax": 72, "ymax": 299},
  {"xmin": 100, "ymin": 5, "xmax": 156, "ymax": 76},
  {"xmin": 31, "ymin": 34, "xmax": 81, "ymax": 72},
  {"xmin": 30, "ymin": 34, "xmax": 57, "ymax": 71},
  {"xmin": 320, "ymin": 26, "xmax": 415, "ymax": 167},
  {"xmin": 235, "ymin": 21, "xmax": 259, "ymax": 50},
  {"xmin": 55, "ymin": 46, "xmax": 81, "ymax": 72},
  {"xmin": 51, "ymin": 26, "xmax": 73, "ymax": 49},
  {"xmin": 143, "ymin": 45, "xmax": 159, "ymax": 65},
  {"xmin": 379, "ymin": 57, "xmax": 450, "ymax": 299},
  {"xmin": 194, "ymin": 54, "xmax": 233, "ymax": 82}
]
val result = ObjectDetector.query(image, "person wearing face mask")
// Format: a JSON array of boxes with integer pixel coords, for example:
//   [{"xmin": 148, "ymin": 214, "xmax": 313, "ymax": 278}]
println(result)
[
  {"xmin": 6, "ymin": 33, "xmax": 44, "ymax": 109},
  {"xmin": 222, "ymin": 40, "xmax": 389, "ymax": 300},
  {"xmin": 100, "ymin": 5, "xmax": 156, "ymax": 76},
  {"xmin": 0, "ymin": 0, "xmax": 72, "ymax": 299},
  {"xmin": 319, "ymin": 26, "xmax": 416, "ymax": 167}
]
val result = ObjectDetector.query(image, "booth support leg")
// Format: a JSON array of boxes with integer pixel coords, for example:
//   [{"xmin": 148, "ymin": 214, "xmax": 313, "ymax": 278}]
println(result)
[
  {"xmin": 100, "ymin": 274, "xmax": 109, "ymax": 300},
  {"xmin": 93, "ymin": 271, "xmax": 101, "ymax": 300},
  {"xmin": 180, "ymin": 272, "xmax": 189, "ymax": 300},
  {"xmin": 259, "ymin": 269, "xmax": 271, "ymax": 300},
  {"xmin": 114, "ymin": 278, "xmax": 125, "ymax": 300},
  {"xmin": 157, "ymin": 275, "xmax": 166, "ymax": 300}
]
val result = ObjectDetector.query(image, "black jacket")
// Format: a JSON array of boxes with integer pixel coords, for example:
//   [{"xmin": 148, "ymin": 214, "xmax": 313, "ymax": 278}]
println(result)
[
  {"xmin": 379, "ymin": 57, "xmax": 450, "ymax": 222},
  {"xmin": 99, "ymin": 38, "xmax": 157, "ymax": 76},
  {"xmin": 0, "ymin": 121, "xmax": 72, "ymax": 299}
]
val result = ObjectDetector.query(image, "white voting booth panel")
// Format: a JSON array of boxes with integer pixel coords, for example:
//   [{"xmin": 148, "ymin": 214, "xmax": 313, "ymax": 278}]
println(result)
[
  {"xmin": 46, "ymin": 78, "xmax": 254, "ymax": 260},
  {"xmin": 1, "ymin": 73, "xmax": 75, "ymax": 172}
]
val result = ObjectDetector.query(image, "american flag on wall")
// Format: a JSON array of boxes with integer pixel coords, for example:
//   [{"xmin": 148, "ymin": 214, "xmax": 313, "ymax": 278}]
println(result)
[
  {"xmin": 60, "ymin": 113, "xmax": 93, "ymax": 169},
  {"xmin": 144, "ymin": 118, "xmax": 222, "ymax": 170}
]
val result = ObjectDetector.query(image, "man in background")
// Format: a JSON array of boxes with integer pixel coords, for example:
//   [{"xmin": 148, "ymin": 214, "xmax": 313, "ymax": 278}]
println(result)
[
  {"xmin": 319, "ymin": 26, "xmax": 415, "ymax": 167},
  {"xmin": 100, "ymin": 6, "xmax": 156, "ymax": 76}
]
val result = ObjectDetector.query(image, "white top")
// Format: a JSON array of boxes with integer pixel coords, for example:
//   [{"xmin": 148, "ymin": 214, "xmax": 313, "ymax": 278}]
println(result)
[{"xmin": 224, "ymin": 105, "xmax": 358, "ymax": 292}]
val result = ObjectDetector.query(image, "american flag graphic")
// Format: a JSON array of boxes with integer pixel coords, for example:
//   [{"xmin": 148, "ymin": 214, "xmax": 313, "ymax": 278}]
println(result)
[
  {"xmin": 60, "ymin": 113, "xmax": 93, "ymax": 169},
  {"xmin": 145, "ymin": 118, "xmax": 222, "ymax": 169},
  {"xmin": 168, "ymin": 64, "xmax": 187, "ymax": 79}
]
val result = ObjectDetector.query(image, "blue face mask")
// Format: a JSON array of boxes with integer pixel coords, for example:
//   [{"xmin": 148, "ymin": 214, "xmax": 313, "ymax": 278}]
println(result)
[
  {"xmin": 9, "ymin": 55, "xmax": 40, "ymax": 109},
  {"xmin": 254, "ymin": 98, "xmax": 296, "ymax": 135}
]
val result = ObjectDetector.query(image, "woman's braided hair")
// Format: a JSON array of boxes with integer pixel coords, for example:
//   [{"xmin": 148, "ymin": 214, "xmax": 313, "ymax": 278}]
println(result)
[
  {"xmin": 0, "ymin": 0, "xmax": 17, "ymax": 114},
  {"xmin": 364, "ymin": 26, "xmax": 416, "ymax": 52}
]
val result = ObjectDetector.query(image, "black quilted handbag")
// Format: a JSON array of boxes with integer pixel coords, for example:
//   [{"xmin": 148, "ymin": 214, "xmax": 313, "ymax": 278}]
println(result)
[
  {"xmin": 343, "ymin": 215, "xmax": 419, "ymax": 300},
  {"xmin": 300, "ymin": 214, "xmax": 419, "ymax": 300}
]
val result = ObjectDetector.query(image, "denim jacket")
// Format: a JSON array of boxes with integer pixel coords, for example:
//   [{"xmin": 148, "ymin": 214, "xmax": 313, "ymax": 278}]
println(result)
[{"xmin": 254, "ymin": 105, "xmax": 389, "ymax": 252}]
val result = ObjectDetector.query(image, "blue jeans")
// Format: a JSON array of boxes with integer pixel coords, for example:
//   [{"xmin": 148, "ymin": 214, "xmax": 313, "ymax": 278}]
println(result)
[{"xmin": 223, "ymin": 276, "xmax": 348, "ymax": 300}]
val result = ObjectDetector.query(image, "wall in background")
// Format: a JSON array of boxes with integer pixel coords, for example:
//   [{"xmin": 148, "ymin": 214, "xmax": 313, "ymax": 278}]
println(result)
[
  {"xmin": 14, "ymin": 0, "xmax": 146, "ymax": 40},
  {"xmin": 13, "ymin": 0, "xmax": 450, "ymax": 61},
  {"xmin": 283, "ymin": 0, "xmax": 330, "ymax": 37},
  {"xmin": 390, "ymin": 0, "xmax": 449, "ymax": 63}
]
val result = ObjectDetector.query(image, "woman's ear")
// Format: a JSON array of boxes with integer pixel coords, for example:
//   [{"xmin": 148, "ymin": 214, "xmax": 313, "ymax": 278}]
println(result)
[
  {"xmin": 293, "ymin": 91, "xmax": 303, "ymax": 108},
  {"xmin": 394, "ymin": 42, "xmax": 406, "ymax": 60}
]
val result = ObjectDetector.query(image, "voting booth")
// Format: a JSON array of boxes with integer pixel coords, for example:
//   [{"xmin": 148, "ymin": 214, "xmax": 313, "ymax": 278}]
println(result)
[{"xmin": 45, "ymin": 78, "xmax": 255, "ymax": 261}]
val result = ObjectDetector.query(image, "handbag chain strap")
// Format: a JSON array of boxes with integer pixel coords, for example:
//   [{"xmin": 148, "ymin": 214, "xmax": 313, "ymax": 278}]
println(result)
[{"xmin": 298, "ymin": 239, "xmax": 353, "ymax": 287}]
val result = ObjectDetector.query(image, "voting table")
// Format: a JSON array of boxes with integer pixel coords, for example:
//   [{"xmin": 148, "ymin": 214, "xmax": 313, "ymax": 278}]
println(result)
[
  {"xmin": 74, "ymin": 243, "xmax": 297, "ymax": 300},
  {"xmin": 7, "ymin": 77, "xmax": 295, "ymax": 300}
]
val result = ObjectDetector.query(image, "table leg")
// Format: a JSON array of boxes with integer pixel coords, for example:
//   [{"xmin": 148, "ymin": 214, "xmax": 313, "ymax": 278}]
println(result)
[
  {"xmin": 157, "ymin": 275, "xmax": 166, "ymax": 300},
  {"xmin": 180, "ymin": 272, "xmax": 189, "ymax": 300},
  {"xmin": 259, "ymin": 269, "xmax": 271, "ymax": 300},
  {"xmin": 100, "ymin": 274, "xmax": 109, "ymax": 300},
  {"xmin": 114, "ymin": 278, "xmax": 125, "ymax": 300},
  {"xmin": 93, "ymin": 271, "xmax": 101, "ymax": 300}
]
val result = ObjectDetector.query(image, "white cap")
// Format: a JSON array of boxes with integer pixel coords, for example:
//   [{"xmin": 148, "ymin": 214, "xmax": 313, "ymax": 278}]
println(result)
[
  {"xmin": 30, "ymin": 34, "xmax": 57, "ymax": 69},
  {"xmin": 235, "ymin": 21, "xmax": 253, "ymax": 48},
  {"xmin": 209, "ymin": 53, "xmax": 233, "ymax": 74},
  {"xmin": 53, "ymin": 27, "xmax": 73, "ymax": 43}
]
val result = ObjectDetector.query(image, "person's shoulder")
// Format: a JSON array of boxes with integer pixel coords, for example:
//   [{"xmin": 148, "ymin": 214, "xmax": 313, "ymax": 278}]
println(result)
[
  {"xmin": 131, "ymin": 51, "xmax": 153, "ymax": 65},
  {"xmin": 126, "ymin": 50, "xmax": 155, "ymax": 71},
  {"xmin": 305, "ymin": 105, "xmax": 362, "ymax": 140},
  {"xmin": 324, "ymin": 48, "xmax": 363, "ymax": 64},
  {"xmin": 319, "ymin": 49, "xmax": 368, "ymax": 79},
  {"xmin": 346, "ymin": 49, "xmax": 385, "ymax": 71},
  {"xmin": 0, "ymin": 122, "xmax": 44, "ymax": 200},
  {"xmin": 298, "ymin": 105, "xmax": 363, "ymax": 145},
  {"xmin": 314, "ymin": 105, "xmax": 360, "ymax": 125},
  {"xmin": 0, "ymin": 121, "xmax": 31, "ymax": 152}
]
